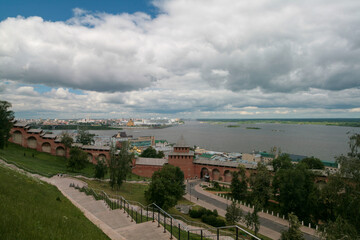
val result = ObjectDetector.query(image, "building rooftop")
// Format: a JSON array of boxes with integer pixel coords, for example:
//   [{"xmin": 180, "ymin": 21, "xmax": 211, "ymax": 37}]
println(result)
[
  {"xmin": 260, "ymin": 152, "xmax": 275, "ymax": 158},
  {"xmin": 175, "ymin": 135, "xmax": 189, "ymax": 148},
  {"xmin": 27, "ymin": 128, "xmax": 43, "ymax": 134},
  {"xmin": 199, "ymin": 153, "xmax": 213, "ymax": 159},
  {"xmin": 136, "ymin": 157, "xmax": 168, "ymax": 166},
  {"xmin": 194, "ymin": 158, "xmax": 257, "ymax": 169},
  {"xmin": 13, "ymin": 121, "xmax": 29, "ymax": 128},
  {"xmin": 168, "ymin": 151, "xmax": 194, "ymax": 156},
  {"xmin": 42, "ymin": 133, "xmax": 57, "ymax": 139},
  {"xmin": 81, "ymin": 145, "xmax": 111, "ymax": 151}
]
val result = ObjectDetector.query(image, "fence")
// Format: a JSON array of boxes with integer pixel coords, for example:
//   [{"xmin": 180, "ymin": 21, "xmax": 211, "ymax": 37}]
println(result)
[{"xmin": 70, "ymin": 183, "xmax": 261, "ymax": 240}]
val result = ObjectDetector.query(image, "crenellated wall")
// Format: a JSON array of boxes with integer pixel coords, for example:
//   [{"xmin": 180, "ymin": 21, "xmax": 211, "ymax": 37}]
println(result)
[
  {"xmin": 10, "ymin": 123, "xmax": 303, "ymax": 182},
  {"xmin": 9, "ymin": 124, "xmax": 110, "ymax": 164}
]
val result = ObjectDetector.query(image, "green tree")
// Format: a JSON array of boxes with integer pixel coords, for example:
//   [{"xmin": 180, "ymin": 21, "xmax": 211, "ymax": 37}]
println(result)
[
  {"xmin": 67, "ymin": 147, "xmax": 88, "ymax": 171},
  {"xmin": 280, "ymin": 213, "xmax": 304, "ymax": 240},
  {"xmin": 60, "ymin": 132, "xmax": 73, "ymax": 158},
  {"xmin": 272, "ymin": 154, "xmax": 293, "ymax": 172},
  {"xmin": 140, "ymin": 146, "xmax": 165, "ymax": 158},
  {"xmin": 250, "ymin": 162, "xmax": 271, "ymax": 207},
  {"xmin": 244, "ymin": 203, "xmax": 260, "ymax": 236},
  {"xmin": 299, "ymin": 157, "xmax": 324, "ymax": 169},
  {"xmin": 94, "ymin": 159, "xmax": 107, "ymax": 180},
  {"xmin": 231, "ymin": 166, "xmax": 247, "ymax": 201},
  {"xmin": 319, "ymin": 216, "xmax": 358, "ymax": 240},
  {"xmin": 109, "ymin": 142, "xmax": 134, "ymax": 189},
  {"xmin": 76, "ymin": 127, "xmax": 95, "ymax": 145},
  {"xmin": 225, "ymin": 201, "xmax": 243, "ymax": 225},
  {"xmin": 0, "ymin": 100, "xmax": 14, "ymax": 149},
  {"xmin": 272, "ymin": 164, "xmax": 318, "ymax": 222},
  {"xmin": 317, "ymin": 133, "xmax": 360, "ymax": 235},
  {"xmin": 145, "ymin": 164, "xmax": 185, "ymax": 210}
]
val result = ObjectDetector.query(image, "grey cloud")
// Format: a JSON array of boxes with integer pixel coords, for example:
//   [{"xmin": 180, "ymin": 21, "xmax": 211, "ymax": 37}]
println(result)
[{"xmin": 1, "ymin": 1, "xmax": 360, "ymax": 94}]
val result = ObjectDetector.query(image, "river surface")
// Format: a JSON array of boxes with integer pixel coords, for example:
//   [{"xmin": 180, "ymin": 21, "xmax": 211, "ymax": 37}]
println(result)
[{"xmin": 55, "ymin": 121, "xmax": 359, "ymax": 162}]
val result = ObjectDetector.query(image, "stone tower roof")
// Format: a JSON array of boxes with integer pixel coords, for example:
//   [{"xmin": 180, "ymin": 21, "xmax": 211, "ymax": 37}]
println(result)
[{"xmin": 175, "ymin": 135, "xmax": 189, "ymax": 147}]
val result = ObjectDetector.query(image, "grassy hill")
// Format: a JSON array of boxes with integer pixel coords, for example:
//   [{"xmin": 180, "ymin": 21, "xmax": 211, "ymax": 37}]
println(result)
[
  {"xmin": 0, "ymin": 142, "xmax": 146, "ymax": 181},
  {"xmin": 0, "ymin": 164, "xmax": 109, "ymax": 240},
  {"xmin": 0, "ymin": 142, "xmax": 95, "ymax": 177}
]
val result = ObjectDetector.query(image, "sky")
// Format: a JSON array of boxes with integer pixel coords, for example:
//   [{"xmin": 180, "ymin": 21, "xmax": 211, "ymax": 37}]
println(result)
[{"xmin": 0, "ymin": 0, "xmax": 360, "ymax": 119}]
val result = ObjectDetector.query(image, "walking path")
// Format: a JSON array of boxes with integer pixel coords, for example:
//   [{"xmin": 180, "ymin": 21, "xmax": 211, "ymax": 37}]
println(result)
[{"xmin": 185, "ymin": 180, "xmax": 319, "ymax": 240}]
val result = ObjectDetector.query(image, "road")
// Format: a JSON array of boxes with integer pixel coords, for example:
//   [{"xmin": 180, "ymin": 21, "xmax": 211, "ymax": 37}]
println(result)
[{"xmin": 186, "ymin": 180, "xmax": 318, "ymax": 240}]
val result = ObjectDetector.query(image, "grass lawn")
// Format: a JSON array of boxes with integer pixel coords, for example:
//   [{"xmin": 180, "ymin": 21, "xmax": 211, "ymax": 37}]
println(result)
[
  {"xmin": 0, "ymin": 142, "xmax": 148, "ymax": 181},
  {"xmin": 0, "ymin": 142, "xmax": 96, "ymax": 177},
  {"xmin": 0, "ymin": 164, "xmax": 109, "ymax": 240},
  {"xmin": 81, "ymin": 178, "xmax": 149, "ymax": 205}
]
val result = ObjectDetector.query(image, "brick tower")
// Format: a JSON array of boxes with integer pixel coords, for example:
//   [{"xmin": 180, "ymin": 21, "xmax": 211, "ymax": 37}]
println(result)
[{"xmin": 168, "ymin": 135, "xmax": 195, "ymax": 179}]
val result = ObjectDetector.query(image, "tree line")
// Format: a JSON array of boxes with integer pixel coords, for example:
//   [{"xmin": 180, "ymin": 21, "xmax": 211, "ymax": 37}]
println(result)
[{"xmin": 227, "ymin": 134, "xmax": 360, "ymax": 239}]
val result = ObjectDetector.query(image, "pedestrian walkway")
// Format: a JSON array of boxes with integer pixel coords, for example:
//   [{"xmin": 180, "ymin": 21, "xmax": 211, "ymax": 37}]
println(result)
[{"xmin": 47, "ymin": 176, "xmax": 171, "ymax": 240}]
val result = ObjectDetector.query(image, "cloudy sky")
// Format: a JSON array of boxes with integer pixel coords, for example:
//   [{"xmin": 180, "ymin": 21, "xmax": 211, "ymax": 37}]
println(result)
[{"xmin": 1, "ymin": 0, "xmax": 359, "ymax": 119}]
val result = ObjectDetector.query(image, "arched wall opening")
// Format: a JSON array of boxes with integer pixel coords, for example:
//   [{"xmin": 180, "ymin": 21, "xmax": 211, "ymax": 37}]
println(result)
[
  {"xmin": 27, "ymin": 136, "xmax": 37, "ymax": 149},
  {"xmin": 56, "ymin": 146, "xmax": 65, "ymax": 156},
  {"xmin": 12, "ymin": 130, "xmax": 23, "ymax": 145},
  {"xmin": 41, "ymin": 142, "xmax": 51, "ymax": 153}
]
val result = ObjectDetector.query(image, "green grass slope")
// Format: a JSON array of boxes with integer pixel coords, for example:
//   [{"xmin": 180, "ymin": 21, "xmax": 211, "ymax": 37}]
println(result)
[
  {"xmin": 0, "ymin": 142, "xmax": 96, "ymax": 177},
  {"xmin": 0, "ymin": 165, "xmax": 109, "ymax": 240}
]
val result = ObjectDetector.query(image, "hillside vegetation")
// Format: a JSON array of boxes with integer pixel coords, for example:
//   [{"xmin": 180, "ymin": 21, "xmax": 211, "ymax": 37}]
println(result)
[
  {"xmin": 0, "ymin": 165, "xmax": 109, "ymax": 240},
  {"xmin": 0, "ymin": 142, "xmax": 95, "ymax": 177}
]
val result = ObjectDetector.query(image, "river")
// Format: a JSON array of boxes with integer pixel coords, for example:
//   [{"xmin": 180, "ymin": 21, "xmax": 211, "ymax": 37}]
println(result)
[{"xmin": 55, "ymin": 121, "xmax": 359, "ymax": 162}]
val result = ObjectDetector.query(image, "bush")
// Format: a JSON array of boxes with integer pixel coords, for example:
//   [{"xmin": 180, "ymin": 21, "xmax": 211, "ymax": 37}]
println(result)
[
  {"xmin": 201, "ymin": 214, "xmax": 226, "ymax": 227},
  {"xmin": 189, "ymin": 207, "xmax": 218, "ymax": 218},
  {"xmin": 213, "ymin": 209, "xmax": 218, "ymax": 217},
  {"xmin": 189, "ymin": 207, "xmax": 224, "ymax": 227},
  {"xmin": 189, "ymin": 207, "xmax": 205, "ymax": 218},
  {"xmin": 213, "ymin": 181, "xmax": 220, "ymax": 189}
]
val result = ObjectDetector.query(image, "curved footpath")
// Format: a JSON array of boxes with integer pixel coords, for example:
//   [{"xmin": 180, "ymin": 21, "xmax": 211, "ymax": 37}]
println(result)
[{"xmin": 185, "ymin": 180, "xmax": 319, "ymax": 240}]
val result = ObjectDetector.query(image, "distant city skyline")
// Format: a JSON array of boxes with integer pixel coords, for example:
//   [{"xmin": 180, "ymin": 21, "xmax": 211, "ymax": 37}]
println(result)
[{"xmin": 1, "ymin": 0, "xmax": 360, "ymax": 119}]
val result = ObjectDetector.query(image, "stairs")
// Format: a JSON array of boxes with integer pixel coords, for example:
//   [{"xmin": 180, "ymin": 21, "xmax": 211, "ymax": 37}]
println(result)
[{"xmin": 49, "ymin": 176, "xmax": 171, "ymax": 240}]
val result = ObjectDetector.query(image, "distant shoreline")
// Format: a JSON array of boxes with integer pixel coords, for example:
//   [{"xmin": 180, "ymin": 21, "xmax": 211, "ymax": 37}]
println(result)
[{"xmin": 198, "ymin": 118, "xmax": 360, "ymax": 127}]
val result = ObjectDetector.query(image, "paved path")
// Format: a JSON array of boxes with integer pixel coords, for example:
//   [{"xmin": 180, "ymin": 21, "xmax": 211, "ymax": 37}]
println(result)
[{"xmin": 186, "ymin": 180, "xmax": 319, "ymax": 240}]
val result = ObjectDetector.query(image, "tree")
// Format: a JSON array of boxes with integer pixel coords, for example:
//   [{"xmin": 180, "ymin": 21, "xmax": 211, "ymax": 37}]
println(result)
[
  {"xmin": 299, "ymin": 157, "xmax": 324, "ymax": 170},
  {"xmin": 67, "ymin": 147, "xmax": 88, "ymax": 171},
  {"xmin": 280, "ymin": 213, "xmax": 304, "ymax": 240},
  {"xmin": 250, "ymin": 162, "xmax": 271, "ymax": 207},
  {"xmin": 0, "ymin": 100, "xmax": 14, "ymax": 149},
  {"xmin": 60, "ymin": 132, "xmax": 73, "ymax": 158},
  {"xmin": 317, "ymin": 133, "xmax": 360, "ymax": 235},
  {"xmin": 140, "ymin": 146, "xmax": 165, "ymax": 158},
  {"xmin": 76, "ymin": 127, "xmax": 95, "ymax": 145},
  {"xmin": 109, "ymin": 142, "xmax": 134, "ymax": 189},
  {"xmin": 272, "ymin": 154, "xmax": 293, "ymax": 172},
  {"xmin": 94, "ymin": 159, "xmax": 107, "ymax": 179},
  {"xmin": 231, "ymin": 166, "xmax": 247, "ymax": 201},
  {"xmin": 225, "ymin": 201, "xmax": 243, "ymax": 225},
  {"xmin": 272, "ymin": 164, "xmax": 318, "ymax": 222},
  {"xmin": 145, "ymin": 164, "xmax": 185, "ymax": 210},
  {"xmin": 319, "ymin": 216, "xmax": 358, "ymax": 240},
  {"xmin": 244, "ymin": 203, "xmax": 260, "ymax": 236}
]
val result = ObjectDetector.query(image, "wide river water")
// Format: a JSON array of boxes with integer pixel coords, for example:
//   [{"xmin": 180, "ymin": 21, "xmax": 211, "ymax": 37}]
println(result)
[{"xmin": 56, "ymin": 121, "xmax": 360, "ymax": 162}]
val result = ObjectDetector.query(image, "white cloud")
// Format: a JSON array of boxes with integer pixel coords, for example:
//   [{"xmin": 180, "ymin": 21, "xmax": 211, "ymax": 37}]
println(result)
[{"xmin": 1, "ymin": 0, "xmax": 360, "ymax": 118}]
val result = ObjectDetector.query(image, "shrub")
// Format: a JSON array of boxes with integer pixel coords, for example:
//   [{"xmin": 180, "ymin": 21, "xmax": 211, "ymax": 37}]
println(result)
[
  {"xmin": 201, "ymin": 214, "xmax": 226, "ymax": 227},
  {"xmin": 213, "ymin": 209, "xmax": 218, "ymax": 217}
]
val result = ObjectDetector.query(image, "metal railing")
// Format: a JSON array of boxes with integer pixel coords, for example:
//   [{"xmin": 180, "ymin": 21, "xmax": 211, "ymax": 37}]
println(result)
[{"xmin": 70, "ymin": 183, "xmax": 260, "ymax": 240}]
